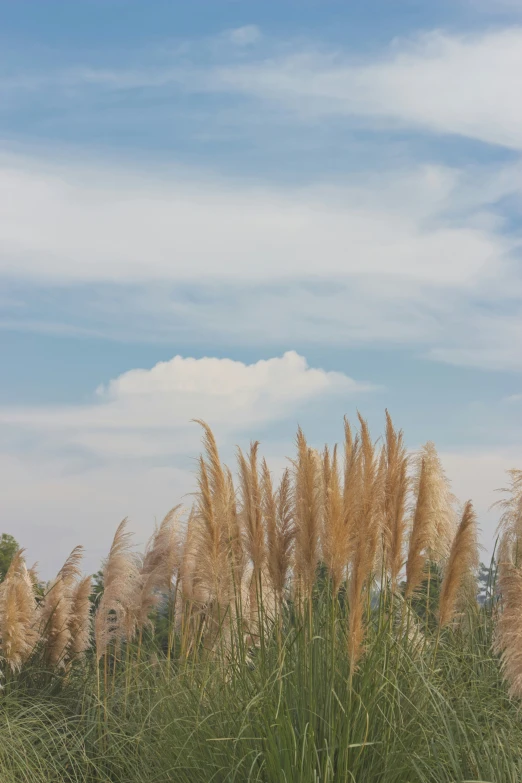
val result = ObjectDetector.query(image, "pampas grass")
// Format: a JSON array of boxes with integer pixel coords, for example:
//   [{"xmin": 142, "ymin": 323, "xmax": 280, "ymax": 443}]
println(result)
[
  {"xmin": 438, "ymin": 501, "xmax": 479, "ymax": 627},
  {"xmin": 95, "ymin": 519, "xmax": 140, "ymax": 661},
  {"xmin": 0, "ymin": 550, "xmax": 39, "ymax": 671},
  {"xmin": 321, "ymin": 445, "xmax": 346, "ymax": 595},
  {"xmin": 39, "ymin": 546, "xmax": 84, "ymax": 668},
  {"xmin": 494, "ymin": 560, "xmax": 522, "ymax": 699},
  {"xmin": 293, "ymin": 428, "xmax": 322, "ymax": 603},
  {"xmin": 262, "ymin": 462, "xmax": 294, "ymax": 607},
  {"xmin": 495, "ymin": 469, "xmax": 522, "ymax": 566},
  {"xmin": 383, "ymin": 412, "xmax": 409, "ymax": 591},
  {"xmin": 67, "ymin": 575, "xmax": 92, "ymax": 660},
  {"xmin": 3, "ymin": 412, "xmax": 522, "ymax": 783},
  {"xmin": 348, "ymin": 415, "xmax": 377, "ymax": 669}
]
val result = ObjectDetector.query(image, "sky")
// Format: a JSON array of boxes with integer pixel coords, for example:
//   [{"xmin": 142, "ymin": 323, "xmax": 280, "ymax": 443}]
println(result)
[{"xmin": 1, "ymin": 0, "xmax": 521, "ymax": 577}]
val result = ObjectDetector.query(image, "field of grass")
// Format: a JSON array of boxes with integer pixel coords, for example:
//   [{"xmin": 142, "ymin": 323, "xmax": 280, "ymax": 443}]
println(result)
[{"xmin": 1, "ymin": 413, "xmax": 521, "ymax": 782}]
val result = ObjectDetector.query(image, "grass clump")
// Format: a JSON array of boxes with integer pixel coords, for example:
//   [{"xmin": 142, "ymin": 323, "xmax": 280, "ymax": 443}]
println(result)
[{"xmin": 1, "ymin": 412, "xmax": 521, "ymax": 782}]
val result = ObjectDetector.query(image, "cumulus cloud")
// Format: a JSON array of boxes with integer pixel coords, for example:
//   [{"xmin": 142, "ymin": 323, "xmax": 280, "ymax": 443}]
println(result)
[
  {"xmin": 0, "ymin": 350, "xmax": 368, "ymax": 576},
  {"xmin": 0, "ymin": 351, "xmax": 368, "ymax": 458}
]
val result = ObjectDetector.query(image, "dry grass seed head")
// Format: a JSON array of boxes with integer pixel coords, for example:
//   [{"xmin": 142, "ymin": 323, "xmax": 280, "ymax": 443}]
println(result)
[
  {"xmin": 322, "ymin": 445, "xmax": 347, "ymax": 594},
  {"xmin": 494, "ymin": 560, "xmax": 522, "ymax": 699},
  {"xmin": 94, "ymin": 519, "xmax": 140, "ymax": 660},
  {"xmin": 494, "ymin": 469, "xmax": 522, "ymax": 566},
  {"xmin": 293, "ymin": 428, "xmax": 322, "ymax": 601},
  {"xmin": 438, "ymin": 500, "xmax": 479, "ymax": 627},
  {"xmin": 0, "ymin": 551, "xmax": 39, "ymax": 671}
]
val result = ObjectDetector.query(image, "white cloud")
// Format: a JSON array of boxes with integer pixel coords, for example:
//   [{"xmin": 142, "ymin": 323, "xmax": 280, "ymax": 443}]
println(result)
[
  {"xmin": 0, "ymin": 350, "xmax": 367, "ymax": 577},
  {"xmin": 8, "ymin": 27, "xmax": 521, "ymax": 150},
  {"xmin": 212, "ymin": 28, "xmax": 522, "ymax": 150},
  {"xmin": 0, "ymin": 152, "xmax": 512, "ymax": 286},
  {"xmin": 1, "ymin": 150, "xmax": 521, "ymax": 369},
  {"xmin": 0, "ymin": 351, "xmax": 368, "ymax": 458},
  {"xmin": 224, "ymin": 25, "xmax": 262, "ymax": 46}
]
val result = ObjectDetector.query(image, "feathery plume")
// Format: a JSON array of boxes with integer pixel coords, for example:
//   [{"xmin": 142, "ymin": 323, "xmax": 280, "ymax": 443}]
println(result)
[
  {"xmin": 383, "ymin": 412, "xmax": 410, "ymax": 590},
  {"xmin": 344, "ymin": 416, "xmax": 354, "ymax": 478},
  {"xmin": 0, "ymin": 550, "xmax": 39, "ymax": 671},
  {"xmin": 142, "ymin": 506, "xmax": 181, "ymax": 589},
  {"xmin": 129, "ymin": 507, "xmax": 182, "ymax": 636},
  {"xmin": 406, "ymin": 442, "xmax": 457, "ymax": 597},
  {"xmin": 225, "ymin": 466, "xmax": 245, "ymax": 583},
  {"xmin": 293, "ymin": 428, "xmax": 322, "ymax": 601},
  {"xmin": 358, "ymin": 413, "xmax": 382, "ymax": 578},
  {"xmin": 405, "ymin": 458, "xmax": 431, "ymax": 598},
  {"xmin": 322, "ymin": 445, "xmax": 348, "ymax": 595},
  {"xmin": 262, "ymin": 462, "xmax": 294, "ymax": 605},
  {"xmin": 39, "ymin": 546, "xmax": 84, "ymax": 668},
  {"xmin": 178, "ymin": 508, "xmax": 201, "ymax": 605},
  {"xmin": 439, "ymin": 501, "xmax": 479, "ymax": 626},
  {"xmin": 27, "ymin": 563, "xmax": 40, "ymax": 589},
  {"xmin": 494, "ymin": 560, "xmax": 522, "ymax": 699},
  {"xmin": 67, "ymin": 575, "xmax": 92, "ymax": 659},
  {"xmin": 494, "ymin": 469, "xmax": 522, "ymax": 566},
  {"xmin": 194, "ymin": 456, "xmax": 231, "ymax": 609},
  {"xmin": 416, "ymin": 444, "xmax": 456, "ymax": 560},
  {"xmin": 238, "ymin": 442, "xmax": 265, "ymax": 576},
  {"xmin": 94, "ymin": 519, "xmax": 140, "ymax": 660},
  {"xmin": 348, "ymin": 415, "xmax": 378, "ymax": 669},
  {"xmin": 191, "ymin": 422, "xmax": 236, "ymax": 616},
  {"xmin": 343, "ymin": 433, "xmax": 361, "ymax": 563}
]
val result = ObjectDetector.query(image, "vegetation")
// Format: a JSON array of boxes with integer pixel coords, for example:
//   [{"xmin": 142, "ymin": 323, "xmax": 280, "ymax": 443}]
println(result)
[
  {"xmin": 1, "ymin": 412, "xmax": 521, "ymax": 782},
  {"xmin": 0, "ymin": 533, "xmax": 20, "ymax": 581}
]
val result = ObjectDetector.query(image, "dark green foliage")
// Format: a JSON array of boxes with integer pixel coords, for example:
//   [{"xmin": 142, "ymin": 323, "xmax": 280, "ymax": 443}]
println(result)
[
  {"xmin": 1, "ymin": 578, "xmax": 521, "ymax": 782},
  {"xmin": 0, "ymin": 533, "xmax": 19, "ymax": 581}
]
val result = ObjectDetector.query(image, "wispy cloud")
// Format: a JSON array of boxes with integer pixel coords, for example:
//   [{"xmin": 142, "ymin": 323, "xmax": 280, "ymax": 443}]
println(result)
[
  {"xmin": 223, "ymin": 25, "xmax": 262, "ymax": 46},
  {"xmin": 3, "ymin": 28, "xmax": 522, "ymax": 150},
  {"xmin": 504, "ymin": 393, "xmax": 522, "ymax": 402},
  {"xmin": 1, "ymin": 149, "xmax": 521, "ymax": 369},
  {"xmin": 210, "ymin": 28, "xmax": 522, "ymax": 149},
  {"xmin": 0, "ymin": 152, "xmax": 514, "ymax": 287}
]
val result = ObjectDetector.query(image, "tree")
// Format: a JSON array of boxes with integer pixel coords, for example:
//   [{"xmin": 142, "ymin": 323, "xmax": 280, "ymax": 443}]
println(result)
[
  {"xmin": 0, "ymin": 533, "xmax": 20, "ymax": 581},
  {"xmin": 90, "ymin": 568, "xmax": 105, "ymax": 606}
]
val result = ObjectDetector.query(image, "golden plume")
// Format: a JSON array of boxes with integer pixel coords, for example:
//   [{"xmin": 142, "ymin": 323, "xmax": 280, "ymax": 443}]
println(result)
[
  {"xmin": 262, "ymin": 461, "xmax": 294, "ymax": 606},
  {"xmin": 293, "ymin": 427, "xmax": 322, "ymax": 601},
  {"xmin": 0, "ymin": 550, "xmax": 39, "ymax": 671},
  {"xmin": 494, "ymin": 560, "xmax": 522, "ymax": 699},
  {"xmin": 494, "ymin": 469, "xmax": 522, "ymax": 566},
  {"xmin": 383, "ymin": 412, "xmax": 410, "ymax": 591},
  {"xmin": 67, "ymin": 575, "xmax": 93, "ymax": 659},
  {"xmin": 322, "ymin": 445, "xmax": 347, "ymax": 595},
  {"xmin": 94, "ymin": 519, "xmax": 140, "ymax": 660},
  {"xmin": 39, "ymin": 546, "xmax": 84, "ymax": 668},
  {"xmin": 438, "ymin": 501, "xmax": 478, "ymax": 626}
]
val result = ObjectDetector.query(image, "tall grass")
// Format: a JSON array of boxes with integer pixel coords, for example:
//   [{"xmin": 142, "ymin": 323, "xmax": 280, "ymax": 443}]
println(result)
[{"xmin": 1, "ymin": 413, "xmax": 521, "ymax": 782}]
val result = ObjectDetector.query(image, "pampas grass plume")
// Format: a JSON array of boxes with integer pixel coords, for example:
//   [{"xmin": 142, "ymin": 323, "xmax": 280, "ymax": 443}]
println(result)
[{"xmin": 438, "ymin": 500, "xmax": 478, "ymax": 626}]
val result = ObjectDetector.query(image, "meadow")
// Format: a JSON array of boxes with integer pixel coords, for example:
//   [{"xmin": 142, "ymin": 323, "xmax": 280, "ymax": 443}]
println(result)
[{"xmin": 1, "ymin": 413, "xmax": 522, "ymax": 782}]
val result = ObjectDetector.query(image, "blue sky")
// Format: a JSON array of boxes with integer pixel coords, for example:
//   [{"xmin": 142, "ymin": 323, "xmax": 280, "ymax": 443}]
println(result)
[{"xmin": 1, "ymin": 0, "xmax": 521, "ymax": 575}]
